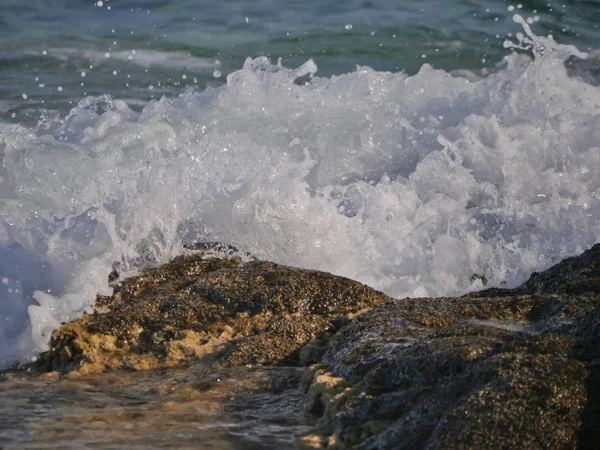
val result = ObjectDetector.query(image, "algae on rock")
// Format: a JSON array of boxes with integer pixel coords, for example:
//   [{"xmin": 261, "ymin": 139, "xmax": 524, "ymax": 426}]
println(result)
[
  {"xmin": 301, "ymin": 244, "xmax": 600, "ymax": 449},
  {"xmin": 5, "ymin": 243, "xmax": 600, "ymax": 449},
  {"xmin": 35, "ymin": 252, "xmax": 391, "ymax": 373}
]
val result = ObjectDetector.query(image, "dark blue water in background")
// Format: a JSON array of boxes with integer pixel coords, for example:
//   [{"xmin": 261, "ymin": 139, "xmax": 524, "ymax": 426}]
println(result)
[{"xmin": 1, "ymin": 0, "xmax": 599, "ymax": 123}]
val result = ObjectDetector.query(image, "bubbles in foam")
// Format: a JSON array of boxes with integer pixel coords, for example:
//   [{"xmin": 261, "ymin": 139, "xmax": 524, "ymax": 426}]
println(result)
[{"xmin": 1, "ymin": 19, "xmax": 599, "ymax": 366}]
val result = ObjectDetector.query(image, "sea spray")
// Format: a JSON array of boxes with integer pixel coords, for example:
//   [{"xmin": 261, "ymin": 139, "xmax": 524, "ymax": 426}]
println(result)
[{"xmin": 1, "ymin": 15, "xmax": 599, "ymax": 365}]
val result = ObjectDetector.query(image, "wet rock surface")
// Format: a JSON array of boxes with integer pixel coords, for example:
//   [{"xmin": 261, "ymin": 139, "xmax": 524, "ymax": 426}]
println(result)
[
  {"xmin": 302, "ymin": 244, "xmax": 600, "ymax": 449},
  {"xmin": 2, "ymin": 244, "xmax": 600, "ymax": 449},
  {"xmin": 34, "ymin": 252, "xmax": 390, "ymax": 373}
]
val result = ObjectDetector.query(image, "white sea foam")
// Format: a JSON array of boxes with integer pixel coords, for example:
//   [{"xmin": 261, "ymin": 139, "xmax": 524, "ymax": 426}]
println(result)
[
  {"xmin": 1, "ymin": 15, "xmax": 599, "ymax": 365},
  {"xmin": 45, "ymin": 48, "xmax": 218, "ymax": 71}
]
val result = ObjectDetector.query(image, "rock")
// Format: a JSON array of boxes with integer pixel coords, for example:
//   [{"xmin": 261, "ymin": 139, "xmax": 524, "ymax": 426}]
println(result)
[
  {"xmin": 304, "ymin": 244, "xmax": 600, "ymax": 448},
  {"xmin": 3, "ymin": 243, "xmax": 600, "ymax": 449},
  {"xmin": 34, "ymin": 252, "xmax": 390, "ymax": 373},
  {"xmin": 517, "ymin": 242, "xmax": 600, "ymax": 295}
]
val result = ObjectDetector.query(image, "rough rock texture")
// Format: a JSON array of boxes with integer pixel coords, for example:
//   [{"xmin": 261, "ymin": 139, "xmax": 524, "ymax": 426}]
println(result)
[
  {"xmin": 35, "ymin": 252, "xmax": 390, "ymax": 373},
  {"xmin": 4, "ymin": 243, "xmax": 600, "ymax": 449},
  {"xmin": 301, "ymin": 244, "xmax": 600, "ymax": 449}
]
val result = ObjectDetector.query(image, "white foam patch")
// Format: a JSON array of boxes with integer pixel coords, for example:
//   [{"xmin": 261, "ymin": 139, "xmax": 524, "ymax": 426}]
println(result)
[
  {"xmin": 1, "ymin": 16, "xmax": 599, "ymax": 365},
  {"xmin": 45, "ymin": 48, "xmax": 218, "ymax": 71}
]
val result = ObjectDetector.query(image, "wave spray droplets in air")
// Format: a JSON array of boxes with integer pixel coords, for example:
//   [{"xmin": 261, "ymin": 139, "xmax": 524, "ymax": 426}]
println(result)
[{"xmin": 1, "ymin": 15, "xmax": 599, "ymax": 365}]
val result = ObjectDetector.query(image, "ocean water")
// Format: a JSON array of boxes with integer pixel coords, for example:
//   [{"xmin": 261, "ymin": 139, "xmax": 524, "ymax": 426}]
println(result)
[{"xmin": 0, "ymin": 0, "xmax": 599, "ymax": 366}]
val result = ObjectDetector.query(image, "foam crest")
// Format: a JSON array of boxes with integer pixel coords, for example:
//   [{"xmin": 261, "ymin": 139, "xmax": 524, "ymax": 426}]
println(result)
[{"xmin": 1, "ymin": 20, "xmax": 599, "ymax": 365}]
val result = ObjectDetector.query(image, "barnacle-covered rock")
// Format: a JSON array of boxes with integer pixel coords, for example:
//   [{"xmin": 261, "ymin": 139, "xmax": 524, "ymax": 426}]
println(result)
[
  {"xmin": 35, "ymin": 251, "xmax": 390, "ymax": 373},
  {"xmin": 4, "ymin": 244, "xmax": 600, "ymax": 449},
  {"xmin": 302, "ymin": 244, "xmax": 600, "ymax": 449}
]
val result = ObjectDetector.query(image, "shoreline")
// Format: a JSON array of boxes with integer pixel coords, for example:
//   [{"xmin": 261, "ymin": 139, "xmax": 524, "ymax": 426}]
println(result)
[{"xmin": 2, "ymin": 243, "xmax": 599, "ymax": 448}]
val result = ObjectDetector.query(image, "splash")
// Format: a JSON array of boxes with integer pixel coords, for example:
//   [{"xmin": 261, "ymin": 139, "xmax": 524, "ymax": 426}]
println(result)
[
  {"xmin": 1, "ymin": 17, "xmax": 599, "ymax": 365},
  {"xmin": 504, "ymin": 14, "xmax": 588, "ymax": 61}
]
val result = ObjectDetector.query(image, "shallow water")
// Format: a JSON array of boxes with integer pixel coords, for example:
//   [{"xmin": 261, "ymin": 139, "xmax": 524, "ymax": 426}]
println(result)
[
  {"xmin": 1, "ymin": 1, "xmax": 600, "ymax": 368},
  {"xmin": 0, "ymin": 366, "xmax": 312, "ymax": 449}
]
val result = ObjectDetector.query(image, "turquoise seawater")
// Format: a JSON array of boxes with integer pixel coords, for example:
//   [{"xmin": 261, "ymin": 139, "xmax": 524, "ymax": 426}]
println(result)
[{"xmin": 1, "ymin": 0, "xmax": 599, "ymax": 122}]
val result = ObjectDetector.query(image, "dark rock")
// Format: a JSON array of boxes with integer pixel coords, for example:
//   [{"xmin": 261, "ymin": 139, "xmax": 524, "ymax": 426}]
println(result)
[
  {"xmin": 4, "ymin": 243, "xmax": 600, "ymax": 449},
  {"xmin": 33, "ymin": 252, "xmax": 390, "ymax": 373},
  {"xmin": 301, "ymin": 246, "xmax": 600, "ymax": 449},
  {"xmin": 517, "ymin": 243, "xmax": 600, "ymax": 295}
]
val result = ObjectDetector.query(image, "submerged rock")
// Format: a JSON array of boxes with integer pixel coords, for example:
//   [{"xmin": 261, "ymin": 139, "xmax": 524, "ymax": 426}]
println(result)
[{"xmin": 2, "ymin": 244, "xmax": 600, "ymax": 449}]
